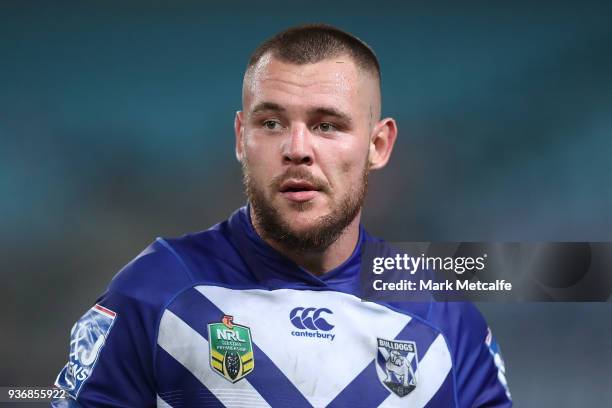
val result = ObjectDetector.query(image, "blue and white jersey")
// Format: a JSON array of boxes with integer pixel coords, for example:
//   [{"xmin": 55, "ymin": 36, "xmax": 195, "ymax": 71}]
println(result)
[{"xmin": 53, "ymin": 206, "xmax": 511, "ymax": 407}]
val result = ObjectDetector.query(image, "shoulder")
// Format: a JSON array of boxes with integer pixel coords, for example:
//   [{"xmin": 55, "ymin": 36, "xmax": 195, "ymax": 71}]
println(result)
[
  {"xmin": 105, "ymin": 238, "xmax": 192, "ymax": 308},
  {"xmin": 107, "ymin": 219, "xmax": 251, "ymax": 310},
  {"xmin": 380, "ymin": 300, "xmax": 488, "ymax": 348},
  {"xmin": 427, "ymin": 301, "xmax": 488, "ymax": 353},
  {"xmin": 428, "ymin": 301, "xmax": 512, "ymax": 405}
]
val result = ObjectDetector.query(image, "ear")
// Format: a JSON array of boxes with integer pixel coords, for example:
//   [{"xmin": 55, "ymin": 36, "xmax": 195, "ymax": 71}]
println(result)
[
  {"xmin": 368, "ymin": 117, "xmax": 398, "ymax": 170},
  {"xmin": 234, "ymin": 110, "xmax": 245, "ymax": 162}
]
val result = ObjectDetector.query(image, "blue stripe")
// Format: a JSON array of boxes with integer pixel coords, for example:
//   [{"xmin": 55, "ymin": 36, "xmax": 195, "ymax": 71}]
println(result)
[
  {"xmin": 167, "ymin": 287, "xmax": 312, "ymax": 407},
  {"xmin": 394, "ymin": 318, "xmax": 439, "ymax": 356},
  {"xmin": 329, "ymin": 317, "xmax": 441, "ymax": 406},
  {"xmin": 424, "ymin": 372, "xmax": 455, "ymax": 408},
  {"xmin": 156, "ymin": 346, "xmax": 224, "ymax": 407},
  {"xmin": 326, "ymin": 360, "xmax": 389, "ymax": 408}
]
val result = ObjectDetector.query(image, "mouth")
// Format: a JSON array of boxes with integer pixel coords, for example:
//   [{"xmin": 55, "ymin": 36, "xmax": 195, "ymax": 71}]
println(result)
[{"xmin": 279, "ymin": 179, "xmax": 321, "ymax": 202}]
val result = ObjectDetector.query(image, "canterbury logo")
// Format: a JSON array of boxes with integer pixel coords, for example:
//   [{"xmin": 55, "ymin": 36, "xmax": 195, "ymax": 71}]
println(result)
[{"xmin": 289, "ymin": 307, "xmax": 334, "ymax": 331}]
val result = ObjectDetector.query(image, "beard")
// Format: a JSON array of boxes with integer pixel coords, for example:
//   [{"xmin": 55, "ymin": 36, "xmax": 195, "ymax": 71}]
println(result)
[{"xmin": 242, "ymin": 161, "xmax": 368, "ymax": 253}]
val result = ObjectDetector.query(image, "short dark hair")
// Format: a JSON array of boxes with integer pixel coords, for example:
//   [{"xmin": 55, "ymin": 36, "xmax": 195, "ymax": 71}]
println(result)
[{"xmin": 246, "ymin": 24, "xmax": 380, "ymax": 81}]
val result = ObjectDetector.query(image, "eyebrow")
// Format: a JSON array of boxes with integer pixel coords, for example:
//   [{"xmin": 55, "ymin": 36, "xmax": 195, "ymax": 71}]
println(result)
[
  {"xmin": 251, "ymin": 102, "xmax": 285, "ymax": 115},
  {"xmin": 308, "ymin": 107, "xmax": 352, "ymax": 126},
  {"xmin": 250, "ymin": 102, "xmax": 352, "ymax": 126}
]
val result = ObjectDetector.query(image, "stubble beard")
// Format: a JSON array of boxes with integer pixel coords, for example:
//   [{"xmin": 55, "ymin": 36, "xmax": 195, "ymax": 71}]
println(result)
[{"xmin": 242, "ymin": 161, "xmax": 369, "ymax": 253}]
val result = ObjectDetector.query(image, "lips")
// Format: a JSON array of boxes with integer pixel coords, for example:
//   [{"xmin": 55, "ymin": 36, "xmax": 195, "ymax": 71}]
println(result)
[{"xmin": 279, "ymin": 179, "xmax": 320, "ymax": 202}]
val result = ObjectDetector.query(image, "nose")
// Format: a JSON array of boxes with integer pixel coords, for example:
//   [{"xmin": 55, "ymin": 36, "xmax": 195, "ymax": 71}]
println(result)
[{"xmin": 282, "ymin": 123, "xmax": 313, "ymax": 166}]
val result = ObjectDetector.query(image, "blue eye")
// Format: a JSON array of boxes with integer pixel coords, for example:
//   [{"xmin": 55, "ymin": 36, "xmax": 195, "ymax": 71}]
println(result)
[
  {"xmin": 317, "ymin": 122, "xmax": 336, "ymax": 132},
  {"xmin": 263, "ymin": 120, "xmax": 281, "ymax": 130}
]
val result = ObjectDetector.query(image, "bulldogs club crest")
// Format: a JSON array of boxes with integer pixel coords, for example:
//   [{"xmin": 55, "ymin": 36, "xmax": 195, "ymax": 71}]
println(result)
[
  {"xmin": 376, "ymin": 338, "xmax": 418, "ymax": 397},
  {"xmin": 207, "ymin": 315, "xmax": 254, "ymax": 383}
]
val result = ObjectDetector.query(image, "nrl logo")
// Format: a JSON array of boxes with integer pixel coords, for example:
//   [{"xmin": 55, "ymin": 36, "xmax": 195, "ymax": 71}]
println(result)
[
  {"xmin": 376, "ymin": 338, "xmax": 418, "ymax": 397},
  {"xmin": 207, "ymin": 315, "xmax": 254, "ymax": 383}
]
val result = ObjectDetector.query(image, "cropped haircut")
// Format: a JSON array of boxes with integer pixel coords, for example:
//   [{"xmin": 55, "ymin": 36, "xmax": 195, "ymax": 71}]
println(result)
[{"xmin": 246, "ymin": 24, "xmax": 381, "ymax": 82}]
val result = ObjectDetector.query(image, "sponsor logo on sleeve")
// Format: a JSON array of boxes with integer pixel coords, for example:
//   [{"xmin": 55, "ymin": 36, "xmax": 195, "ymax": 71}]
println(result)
[
  {"xmin": 54, "ymin": 304, "xmax": 117, "ymax": 398},
  {"xmin": 486, "ymin": 327, "xmax": 512, "ymax": 400}
]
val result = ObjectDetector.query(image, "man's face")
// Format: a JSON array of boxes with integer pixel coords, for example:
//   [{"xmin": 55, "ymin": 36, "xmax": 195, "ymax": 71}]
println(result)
[{"xmin": 236, "ymin": 54, "xmax": 380, "ymax": 251}]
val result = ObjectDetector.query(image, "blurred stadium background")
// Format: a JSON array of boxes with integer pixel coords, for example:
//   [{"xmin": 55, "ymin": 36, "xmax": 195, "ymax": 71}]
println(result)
[{"xmin": 1, "ymin": 1, "xmax": 611, "ymax": 406}]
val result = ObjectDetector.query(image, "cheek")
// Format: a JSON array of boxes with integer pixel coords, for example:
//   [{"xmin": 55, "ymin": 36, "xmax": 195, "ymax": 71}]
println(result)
[
  {"xmin": 327, "ymin": 150, "xmax": 368, "ymax": 190},
  {"xmin": 341, "ymin": 160, "xmax": 353, "ymax": 174},
  {"xmin": 246, "ymin": 129, "xmax": 285, "ymax": 154},
  {"xmin": 335, "ymin": 140, "xmax": 369, "ymax": 174},
  {"xmin": 243, "ymin": 134, "xmax": 280, "ymax": 178}
]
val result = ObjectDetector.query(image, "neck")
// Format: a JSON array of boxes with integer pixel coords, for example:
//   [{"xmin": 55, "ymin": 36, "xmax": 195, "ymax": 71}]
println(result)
[{"xmin": 250, "ymin": 207, "xmax": 362, "ymax": 276}]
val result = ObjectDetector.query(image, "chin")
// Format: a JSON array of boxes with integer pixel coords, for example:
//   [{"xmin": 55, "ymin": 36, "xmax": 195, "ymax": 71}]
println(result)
[
  {"xmin": 286, "ymin": 218, "xmax": 319, "ymax": 233},
  {"xmin": 281, "ymin": 201, "xmax": 328, "ymax": 218}
]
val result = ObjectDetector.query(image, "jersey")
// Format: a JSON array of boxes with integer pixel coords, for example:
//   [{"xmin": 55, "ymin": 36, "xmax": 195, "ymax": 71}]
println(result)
[{"xmin": 52, "ymin": 206, "xmax": 512, "ymax": 407}]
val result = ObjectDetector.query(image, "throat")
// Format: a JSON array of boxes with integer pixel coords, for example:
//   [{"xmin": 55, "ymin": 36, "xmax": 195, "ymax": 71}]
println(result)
[{"xmin": 252, "ymin": 210, "xmax": 362, "ymax": 276}]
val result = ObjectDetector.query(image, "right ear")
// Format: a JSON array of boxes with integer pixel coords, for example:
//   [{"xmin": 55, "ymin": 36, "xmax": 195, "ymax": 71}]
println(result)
[{"xmin": 234, "ymin": 110, "xmax": 244, "ymax": 162}]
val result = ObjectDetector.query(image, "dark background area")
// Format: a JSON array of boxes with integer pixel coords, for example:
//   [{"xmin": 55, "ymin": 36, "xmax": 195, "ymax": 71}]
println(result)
[{"xmin": 1, "ymin": 1, "xmax": 611, "ymax": 406}]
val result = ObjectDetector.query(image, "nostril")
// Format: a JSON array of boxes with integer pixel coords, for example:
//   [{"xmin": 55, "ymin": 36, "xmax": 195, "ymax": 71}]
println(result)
[{"xmin": 283, "ymin": 153, "xmax": 313, "ymax": 165}]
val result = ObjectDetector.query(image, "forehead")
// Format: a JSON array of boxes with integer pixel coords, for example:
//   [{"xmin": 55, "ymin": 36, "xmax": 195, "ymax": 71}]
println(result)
[{"xmin": 243, "ymin": 54, "xmax": 375, "ymax": 115}]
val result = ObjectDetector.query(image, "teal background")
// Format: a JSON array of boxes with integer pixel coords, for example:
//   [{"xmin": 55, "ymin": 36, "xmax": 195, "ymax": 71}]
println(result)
[{"xmin": 1, "ymin": 1, "xmax": 611, "ymax": 406}]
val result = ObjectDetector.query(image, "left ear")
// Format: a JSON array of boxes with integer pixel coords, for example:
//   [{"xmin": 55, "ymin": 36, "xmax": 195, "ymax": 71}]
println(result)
[{"xmin": 368, "ymin": 117, "xmax": 398, "ymax": 170}]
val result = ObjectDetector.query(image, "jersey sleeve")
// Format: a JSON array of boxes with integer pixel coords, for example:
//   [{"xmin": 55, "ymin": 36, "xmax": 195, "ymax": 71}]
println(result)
[
  {"xmin": 429, "ymin": 302, "xmax": 512, "ymax": 407},
  {"xmin": 52, "ymin": 290, "xmax": 158, "ymax": 407},
  {"xmin": 52, "ymin": 239, "xmax": 193, "ymax": 408}
]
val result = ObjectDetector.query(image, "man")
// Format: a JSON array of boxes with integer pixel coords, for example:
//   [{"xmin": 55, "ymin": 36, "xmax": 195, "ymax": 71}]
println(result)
[{"xmin": 53, "ymin": 24, "xmax": 511, "ymax": 407}]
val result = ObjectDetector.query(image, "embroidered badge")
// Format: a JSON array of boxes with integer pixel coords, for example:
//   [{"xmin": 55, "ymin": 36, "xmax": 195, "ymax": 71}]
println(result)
[
  {"xmin": 376, "ymin": 338, "xmax": 418, "ymax": 397},
  {"xmin": 207, "ymin": 315, "xmax": 254, "ymax": 383}
]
